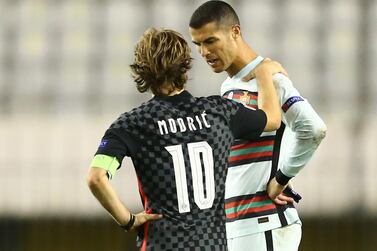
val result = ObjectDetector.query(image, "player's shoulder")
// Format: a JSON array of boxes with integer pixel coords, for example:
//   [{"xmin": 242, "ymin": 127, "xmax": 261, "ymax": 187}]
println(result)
[
  {"xmin": 109, "ymin": 111, "xmax": 133, "ymax": 130},
  {"xmin": 110, "ymin": 101, "xmax": 152, "ymax": 129}
]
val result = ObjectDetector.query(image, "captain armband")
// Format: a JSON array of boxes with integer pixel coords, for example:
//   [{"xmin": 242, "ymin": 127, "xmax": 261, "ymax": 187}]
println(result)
[
  {"xmin": 282, "ymin": 96, "xmax": 304, "ymax": 113},
  {"xmin": 90, "ymin": 154, "xmax": 120, "ymax": 179}
]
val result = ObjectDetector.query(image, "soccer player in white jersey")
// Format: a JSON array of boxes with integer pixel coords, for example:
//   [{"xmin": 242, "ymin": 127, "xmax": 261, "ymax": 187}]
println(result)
[{"xmin": 189, "ymin": 1, "xmax": 327, "ymax": 250}]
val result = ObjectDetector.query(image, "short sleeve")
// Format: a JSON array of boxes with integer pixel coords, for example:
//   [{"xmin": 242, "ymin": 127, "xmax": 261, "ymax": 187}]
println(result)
[
  {"xmin": 230, "ymin": 105, "xmax": 267, "ymax": 140},
  {"xmin": 94, "ymin": 128, "xmax": 131, "ymax": 165},
  {"xmin": 206, "ymin": 95, "xmax": 241, "ymax": 120}
]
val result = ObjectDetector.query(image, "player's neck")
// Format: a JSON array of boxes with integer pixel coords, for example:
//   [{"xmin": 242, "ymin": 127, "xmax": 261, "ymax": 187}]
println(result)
[
  {"xmin": 167, "ymin": 88, "xmax": 185, "ymax": 96},
  {"xmin": 157, "ymin": 87, "xmax": 185, "ymax": 96},
  {"xmin": 157, "ymin": 81, "xmax": 185, "ymax": 96},
  {"xmin": 226, "ymin": 41, "xmax": 258, "ymax": 77}
]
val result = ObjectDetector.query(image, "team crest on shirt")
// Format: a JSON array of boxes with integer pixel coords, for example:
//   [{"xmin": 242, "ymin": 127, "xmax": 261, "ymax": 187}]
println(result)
[
  {"xmin": 223, "ymin": 90, "xmax": 258, "ymax": 109},
  {"xmin": 239, "ymin": 91, "xmax": 251, "ymax": 106}
]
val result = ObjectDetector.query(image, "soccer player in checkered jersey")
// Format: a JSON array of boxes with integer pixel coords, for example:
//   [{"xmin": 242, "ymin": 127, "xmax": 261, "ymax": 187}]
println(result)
[
  {"xmin": 189, "ymin": 1, "xmax": 327, "ymax": 251},
  {"xmin": 87, "ymin": 27, "xmax": 286, "ymax": 250}
]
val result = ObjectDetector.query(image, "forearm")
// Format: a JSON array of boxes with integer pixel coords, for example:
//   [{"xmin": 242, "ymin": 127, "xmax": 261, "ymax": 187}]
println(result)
[
  {"xmin": 278, "ymin": 138, "xmax": 321, "ymax": 181},
  {"xmin": 88, "ymin": 174, "xmax": 131, "ymax": 225},
  {"xmin": 255, "ymin": 69, "xmax": 281, "ymax": 131},
  {"xmin": 276, "ymin": 118, "xmax": 327, "ymax": 184}
]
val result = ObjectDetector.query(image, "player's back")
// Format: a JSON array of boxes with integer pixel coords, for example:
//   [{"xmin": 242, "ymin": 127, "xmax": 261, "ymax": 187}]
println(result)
[{"xmin": 115, "ymin": 91, "xmax": 237, "ymax": 250}]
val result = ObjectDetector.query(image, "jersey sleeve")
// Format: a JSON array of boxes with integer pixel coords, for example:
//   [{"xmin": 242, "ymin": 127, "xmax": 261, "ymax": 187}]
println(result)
[
  {"xmin": 94, "ymin": 127, "xmax": 130, "ymax": 162},
  {"xmin": 91, "ymin": 120, "xmax": 131, "ymax": 179},
  {"xmin": 273, "ymin": 73, "xmax": 327, "ymax": 185},
  {"xmin": 224, "ymin": 99, "xmax": 267, "ymax": 140}
]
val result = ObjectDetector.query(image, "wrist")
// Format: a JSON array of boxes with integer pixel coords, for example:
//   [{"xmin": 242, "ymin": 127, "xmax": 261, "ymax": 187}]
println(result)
[
  {"xmin": 275, "ymin": 169, "xmax": 292, "ymax": 186},
  {"xmin": 119, "ymin": 212, "xmax": 135, "ymax": 232}
]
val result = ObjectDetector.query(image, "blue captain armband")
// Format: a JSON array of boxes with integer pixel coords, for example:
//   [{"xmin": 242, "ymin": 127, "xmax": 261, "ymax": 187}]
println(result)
[
  {"xmin": 282, "ymin": 96, "xmax": 304, "ymax": 113},
  {"xmin": 90, "ymin": 154, "xmax": 120, "ymax": 179}
]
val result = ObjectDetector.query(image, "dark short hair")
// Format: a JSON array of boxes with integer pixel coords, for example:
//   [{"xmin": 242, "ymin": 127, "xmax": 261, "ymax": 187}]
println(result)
[
  {"xmin": 189, "ymin": 0, "xmax": 240, "ymax": 29},
  {"xmin": 130, "ymin": 28, "xmax": 192, "ymax": 95}
]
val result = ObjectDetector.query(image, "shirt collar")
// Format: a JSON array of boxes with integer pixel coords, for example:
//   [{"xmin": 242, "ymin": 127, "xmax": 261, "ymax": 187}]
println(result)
[
  {"xmin": 231, "ymin": 56, "xmax": 264, "ymax": 80},
  {"xmin": 152, "ymin": 90, "xmax": 193, "ymax": 103}
]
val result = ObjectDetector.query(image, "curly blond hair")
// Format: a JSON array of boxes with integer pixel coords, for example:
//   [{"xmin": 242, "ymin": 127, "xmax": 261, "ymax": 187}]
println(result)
[{"xmin": 130, "ymin": 28, "xmax": 192, "ymax": 95}]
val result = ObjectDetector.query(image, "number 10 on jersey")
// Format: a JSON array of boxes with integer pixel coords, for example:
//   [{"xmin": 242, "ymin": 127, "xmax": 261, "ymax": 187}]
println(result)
[{"xmin": 165, "ymin": 141, "xmax": 215, "ymax": 213}]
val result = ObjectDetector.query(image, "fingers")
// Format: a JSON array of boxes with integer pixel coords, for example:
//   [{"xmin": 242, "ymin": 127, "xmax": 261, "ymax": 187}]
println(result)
[
  {"xmin": 138, "ymin": 211, "xmax": 163, "ymax": 221},
  {"xmin": 277, "ymin": 65, "xmax": 288, "ymax": 77},
  {"xmin": 267, "ymin": 60, "xmax": 288, "ymax": 77},
  {"xmin": 272, "ymin": 193, "xmax": 295, "ymax": 205},
  {"xmin": 268, "ymin": 178, "xmax": 292, "ymax": 204},
  {"xmin": 136, "ymin": 212, "xmax": 162, "ymax": 224},
  {"xmin": 130, "ymin": 212, "xmax": 163, "ymax": 231},
  {"xmin": 278, "ymin": 194, "xmax": 294, "ymax": 204},
  {"xmin": 242, "ymin": 58, "xmax": 288, "ymax": 82},
  {"xmin": 242, "ymin": 58, "xmax": 272, "ymax": 81},
  {"xmin": 144, "ymin": 213, "xmax": 163, "ymax": 221},
  {"xmin": 273, "ymin": 197, "xmax": 288, "ymax": 205}
]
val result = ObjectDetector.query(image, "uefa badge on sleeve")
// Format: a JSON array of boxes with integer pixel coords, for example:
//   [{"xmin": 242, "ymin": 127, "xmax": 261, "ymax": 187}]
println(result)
[{"xmin": 99, "ymin": 139, "xmax": 109, "ymax": 148}]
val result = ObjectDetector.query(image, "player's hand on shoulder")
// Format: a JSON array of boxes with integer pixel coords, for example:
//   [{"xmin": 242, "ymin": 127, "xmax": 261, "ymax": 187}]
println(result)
[
  {"xmin": 242, "ymin": 58, "xmax": 289, "ymax": 82},
  {"xmin": 132, "ymin": 211, "xmax": 163, "ymax": 230}
]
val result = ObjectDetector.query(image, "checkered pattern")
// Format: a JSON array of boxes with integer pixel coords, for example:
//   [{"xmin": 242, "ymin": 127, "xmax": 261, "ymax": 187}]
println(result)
[{"xmin": 96, "ymin": 92, "xmax": 242, "ymax": 250}]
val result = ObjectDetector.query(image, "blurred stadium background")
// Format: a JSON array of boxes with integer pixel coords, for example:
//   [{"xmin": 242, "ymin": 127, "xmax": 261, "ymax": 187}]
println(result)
[{"xmin": 0, "ymin": 0, "xmax": 376, "ymax": 250}]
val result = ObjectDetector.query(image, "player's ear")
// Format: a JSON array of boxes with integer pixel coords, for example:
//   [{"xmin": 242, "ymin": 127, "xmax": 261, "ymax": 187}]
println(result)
[{"xmin": 231, "ymin": 25, "xmax": 241, "ymax": 39}]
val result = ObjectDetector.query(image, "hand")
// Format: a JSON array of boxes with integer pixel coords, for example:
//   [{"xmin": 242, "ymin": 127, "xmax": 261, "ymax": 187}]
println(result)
[
  {"xmin": 131, "ymin": 211, "xmax": 163, "ymax": 230},
  {"xmin": 242, "ymin": 58, "xmax": 289, "ymax": 82},
  {"xmin": 267, "ymin": 178, "xmax": 294, "ymax": 205}
]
